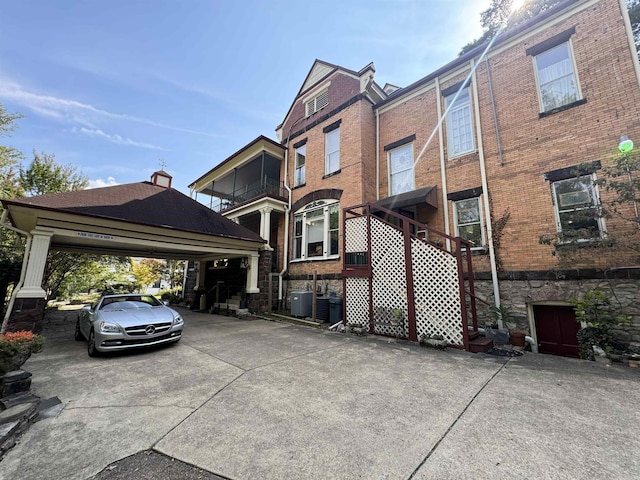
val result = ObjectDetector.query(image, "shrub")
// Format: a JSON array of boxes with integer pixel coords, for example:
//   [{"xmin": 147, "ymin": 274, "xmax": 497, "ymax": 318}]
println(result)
[
  {"xmin": 0, "ymin": 330, "xmax": 45, "ymax": 356},
  {"xmin": 571, "ymin": 289, "xmax": 632, "ymax": 360}
]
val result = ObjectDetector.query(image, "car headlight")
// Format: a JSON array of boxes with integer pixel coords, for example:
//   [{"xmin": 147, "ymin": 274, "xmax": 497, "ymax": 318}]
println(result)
[
  {"xmin": 173, "ymin": 315, "xmax": 183, "ymax": 325},
  {"xmin": 99, "ymin": 321, "xmax": 120, "ymax": 333}
]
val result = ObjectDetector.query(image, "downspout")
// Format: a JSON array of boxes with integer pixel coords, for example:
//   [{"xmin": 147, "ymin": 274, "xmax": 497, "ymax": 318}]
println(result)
[
  {"xmin": 619, "ymin": 0, "xmax": 640, "ymax": 92},
  {"xmin": 470, "ymin": 59, "xmax": 502, "ymax": 314},
  {"xmin": 435, "ymin": 77, "xmax": 451, "ymax": 251},
  {"xmin": 1, "ymin": 210, "xmax": 32, "ymax": 333},
  {"xmin": 279, "ymin": 152, "xmax": 292, "ymax": 306},
  {"xmin": 484, "ymin": 56, "xmax": 505, "ymax": 166},
  {"xmin": 278, "ymin": 116, "xmax": 306, "ymax": 305},
  {"xmin": 376, "ymin": 108, "xmax": 380, "ymax": 201}
]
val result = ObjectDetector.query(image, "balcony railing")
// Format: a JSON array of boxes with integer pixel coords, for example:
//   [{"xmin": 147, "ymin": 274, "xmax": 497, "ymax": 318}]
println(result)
[{"xmin": 209, "ymin": 177, "xmax": 287, "ymax": 212}]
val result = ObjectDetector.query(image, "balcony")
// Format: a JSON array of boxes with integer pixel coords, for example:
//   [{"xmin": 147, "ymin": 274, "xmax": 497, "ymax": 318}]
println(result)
[{"xmin": 210, "ymin": 176, "xmax": 287, "ymax": 213}]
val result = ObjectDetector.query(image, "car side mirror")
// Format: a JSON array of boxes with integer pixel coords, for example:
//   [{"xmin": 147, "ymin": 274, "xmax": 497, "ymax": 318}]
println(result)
[{"xmin": 163, "ymin": 300, "xmax": 170, "ymax": 306}]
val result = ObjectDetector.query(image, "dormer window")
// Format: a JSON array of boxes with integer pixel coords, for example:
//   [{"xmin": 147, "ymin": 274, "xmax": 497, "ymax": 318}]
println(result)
[{"xmin": 305, "ymin": 90, "xmax": 328, "ymax": 116}]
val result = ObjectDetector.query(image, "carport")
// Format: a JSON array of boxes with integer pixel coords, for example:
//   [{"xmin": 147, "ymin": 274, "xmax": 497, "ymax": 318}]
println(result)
[{"xmin": 1, "ymin": 170, "xmax": 267, "ymax": 332}]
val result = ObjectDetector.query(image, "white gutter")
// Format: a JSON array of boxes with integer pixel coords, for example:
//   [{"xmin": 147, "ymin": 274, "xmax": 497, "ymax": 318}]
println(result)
[
  {"xmin": 279, "ymin": 149, "xmax": 292, "ymax": 305},
  {"xmin": 376, "ymin": 108, "xmax": 380, "ymax": 201},
  {"xmin": 471, "ymin": 59, "xmax": 502, "ymax": 316},
  {"xmin": 0, "ymin": 210, "xmax": 32, "ymax": 333},
  {"xmin": 278, "ymin": 116, "xmax": 309, "ymax": 305},
  {"xmin": 434, "ymin": 77, "xmax": 451, "ymax": 251}
]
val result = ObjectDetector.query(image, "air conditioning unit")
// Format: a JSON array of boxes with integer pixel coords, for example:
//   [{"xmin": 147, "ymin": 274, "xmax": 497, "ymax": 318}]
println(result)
[{"xmin": 290, "ymin": 291, "xmax": 312, "ymax": 317}]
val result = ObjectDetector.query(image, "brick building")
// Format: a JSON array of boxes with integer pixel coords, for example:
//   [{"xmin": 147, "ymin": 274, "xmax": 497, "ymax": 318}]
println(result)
[{"xmin": 189, "ymin": 0, "xmax": 640, "ymax": 355}]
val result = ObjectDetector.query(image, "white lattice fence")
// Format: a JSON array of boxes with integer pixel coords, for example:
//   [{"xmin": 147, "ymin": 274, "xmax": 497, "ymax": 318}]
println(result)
[
  {"xmin": 345, "ymin": 216, "xmax": 368, "ymax": 253},
  {"xmin": 370, "ymin": 217, "xmax": 408, "ymax": 337},
  {"xmin": 344, "ymin": 217, "xmax": 370, "ymax": 328},
  {"xmin": 411, "ymin": 238, "xmax": 463, "ymax": 345},
  {"xmin": 345, "ymin": 277, "xmax": 369, "ymax": 327},
  {"xmin": 344, "ymin": 213, "xmax": 464, "ymax": 344}
]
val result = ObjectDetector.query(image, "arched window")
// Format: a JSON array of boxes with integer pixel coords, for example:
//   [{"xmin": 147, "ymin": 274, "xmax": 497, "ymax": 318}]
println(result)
[{"xmin": 293, "ymin": 200, "xmax": 340, "ymax": 260}]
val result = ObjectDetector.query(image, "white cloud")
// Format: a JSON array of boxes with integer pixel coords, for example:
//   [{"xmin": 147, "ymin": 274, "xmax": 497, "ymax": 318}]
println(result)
[
  {"xmin": 74, "ymin": 127, "xmax": 165, "ymax": 150},
  {"xmin": 87, "ymin": 176, "xmax": 118, "ymax": 189},
  {"xmin": 0, "ymin": 78, "xmax": 221, "ymax": 138}
]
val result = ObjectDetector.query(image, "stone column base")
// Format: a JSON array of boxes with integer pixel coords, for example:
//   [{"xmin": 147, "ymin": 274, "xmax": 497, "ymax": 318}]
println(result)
[{"xmin": 5, "ymin": 297, "xmax": 46, "ymax": 334}]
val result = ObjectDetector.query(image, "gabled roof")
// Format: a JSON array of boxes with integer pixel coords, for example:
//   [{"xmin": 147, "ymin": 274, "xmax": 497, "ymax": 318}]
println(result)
[
  {"xmin": 2, "ymin": 182, "xmax": 265, "ymax": 243},
  {"xmin": 276, "ymin": 59, "xmax": 385, "ymax": 132},
  {"xmin": 188, "ymin": 135, "xmax": 284, "ymax": 191}
]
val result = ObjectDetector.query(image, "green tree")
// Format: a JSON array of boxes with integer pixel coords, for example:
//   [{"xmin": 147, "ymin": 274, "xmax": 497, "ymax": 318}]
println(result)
[
  {"xmin": 165, "ymin": 259, "xmax": 185, "ymax": 289},
  {"xmin": 0, "ymin": 103, "xmax": 25, "ymax": 318},
  {"xmin": 20, "ymin": 151, "xmax": 88, "ymax": 195},
  {"xmin": 16, "ymin": 152, "xmax": 90, "ymax": 302},
  {"xmin": 131, "ymin": 258, "xmax": 164, "ymax": 290},
  {"xmin": 458, "ymin": 0, "xmax": 640, "ymax": 56}
]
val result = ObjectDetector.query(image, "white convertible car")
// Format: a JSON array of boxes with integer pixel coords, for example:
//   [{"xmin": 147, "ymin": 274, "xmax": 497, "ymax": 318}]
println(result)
[{"xmin": 75, "ymin": 294, "xmax": 184, "ymax": 357}]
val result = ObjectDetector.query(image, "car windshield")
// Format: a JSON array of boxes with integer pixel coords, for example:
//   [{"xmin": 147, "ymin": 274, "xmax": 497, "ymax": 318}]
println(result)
[{"xmin": 99, "ymin": 295, "xmax": 162, "ymax": 310}]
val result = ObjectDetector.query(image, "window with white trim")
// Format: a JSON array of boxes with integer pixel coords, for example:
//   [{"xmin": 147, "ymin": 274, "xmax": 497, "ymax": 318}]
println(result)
[
  {"xmin": 389, "ymin": 143, "xmax": 414, "ymax": 195},
  {"xmin": 325, "ymin": 128, "xmax": 340, "ymax": 175},
  {"xmin": 294, "ymin": 144, "xmax": 306, "ymax": 187},
  {"xmin": 551, "ymin": 174, "xmax": 603, "ymax": 241},
  {"xmin": 453, "ymin": 197, "xmax": 484, "ymax": 248},
  {"xmin": 293, "ymin": 200, "xmax": 340, "ymax": 260},
  {"xmin": 534, "ymin": 42, "xmax": 579, "ymax": 112},
  {"xmin": 446, "ymin": 87, "xmax": 474, "ymax": 157},
  {"xmin": 305, "ymin": 90, "xmax": 328, "ymax": 116}
]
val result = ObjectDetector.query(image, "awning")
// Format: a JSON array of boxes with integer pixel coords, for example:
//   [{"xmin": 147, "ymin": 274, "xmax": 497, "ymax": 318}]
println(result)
[{"xmin": 374, "ymin": 186, "xmax": 438, "ymax": 211}]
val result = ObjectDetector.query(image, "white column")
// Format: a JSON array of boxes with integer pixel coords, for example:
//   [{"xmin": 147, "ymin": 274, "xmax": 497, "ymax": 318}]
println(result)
[
  {"xmin": 259, "ymin": 207, "xmax": 273, "ymax": 243},
  {"xmin": 193, "ymin": 261, "xmax": 206, "ymax": 290},
  {"xmin": 246, "ymin": 253, "xmax": 260, "ymax": 293},
  {"xmin": 16, "ymin": 229, "xmax": 53, "ymax": 299}
]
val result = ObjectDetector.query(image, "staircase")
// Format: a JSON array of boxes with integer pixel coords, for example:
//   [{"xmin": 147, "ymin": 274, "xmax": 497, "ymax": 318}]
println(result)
[
  {"xmin": 467, "ymin": 331, "xmax": 494, "ymax": 353},
  {"xmin": 343, "ymin": 202, "xmax": 485, "ymax": 352},
  {"xmin": 211, "ymin": 293, "xmax": 248, "ymax": 314}
]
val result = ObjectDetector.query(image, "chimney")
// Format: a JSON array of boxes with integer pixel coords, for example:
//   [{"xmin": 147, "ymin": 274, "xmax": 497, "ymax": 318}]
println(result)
[{"xmin": 151, "ymin": 170, "xmax": 172, "ymax": 189}]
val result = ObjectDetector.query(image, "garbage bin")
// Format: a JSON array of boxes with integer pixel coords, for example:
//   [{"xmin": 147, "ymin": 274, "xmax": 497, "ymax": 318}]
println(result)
[
  {"xmin": 329, "ymin": 296, "xmax": 343, "ymax": 325},
  {"xmin": 316, "ymin": 296, "xmax": 329, "ymax": 322}
]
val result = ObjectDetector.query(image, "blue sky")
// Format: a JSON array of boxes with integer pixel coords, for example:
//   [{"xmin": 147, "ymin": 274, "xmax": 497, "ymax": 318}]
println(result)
[{"xmin": 0, "ymin": 0, "xmax": 487, "ymax": 194}]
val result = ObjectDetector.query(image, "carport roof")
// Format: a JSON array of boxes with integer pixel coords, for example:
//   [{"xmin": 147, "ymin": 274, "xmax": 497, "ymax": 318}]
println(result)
[{"xmin": 2, "ymin": 181, "xmax": 265, "ymax": 243}]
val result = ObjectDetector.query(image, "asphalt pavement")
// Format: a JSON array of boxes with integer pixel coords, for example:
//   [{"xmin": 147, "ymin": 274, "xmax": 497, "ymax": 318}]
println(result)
[{"xmin": 1, "ymin": 306, "xmax": 638, "ymax": 480}]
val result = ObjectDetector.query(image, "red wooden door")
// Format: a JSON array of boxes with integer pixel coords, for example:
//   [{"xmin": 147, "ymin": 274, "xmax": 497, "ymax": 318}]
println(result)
[{"xmin": 533, "ymin": 305, "xmax": 580, "ymax": 357}]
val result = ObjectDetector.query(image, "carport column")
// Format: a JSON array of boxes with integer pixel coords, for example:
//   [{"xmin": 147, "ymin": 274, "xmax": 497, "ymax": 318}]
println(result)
[
  {"xmin": 193, "ymin": 261, "xmax": 206, "ymax": 290},
  {"xmin": 7, "ymin": 229, "xmax": 53, "ymax": 333},
  {"xmin": 259, "ymin": 207, "xmax": 273, "ymax": 243},
  {"xmin": 16, "ymin": 229, "xmax": 52, "ymax": 299}
]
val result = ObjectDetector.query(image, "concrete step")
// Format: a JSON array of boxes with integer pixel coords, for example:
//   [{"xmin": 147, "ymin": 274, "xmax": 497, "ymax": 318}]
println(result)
[{"xmin": 469, "ymin": 336, "xmax": 494, "ymax": 353}]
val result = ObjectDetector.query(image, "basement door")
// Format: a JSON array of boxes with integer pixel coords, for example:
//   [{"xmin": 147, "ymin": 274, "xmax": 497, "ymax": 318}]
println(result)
[{"xmin": 533, "ymin": 305, "xmax": 579, "ymax": 358}]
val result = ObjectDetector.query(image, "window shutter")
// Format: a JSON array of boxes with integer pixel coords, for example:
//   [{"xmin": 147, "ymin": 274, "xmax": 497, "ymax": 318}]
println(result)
[{"xmin": 316, "ymin": 91, "xmax": 328, "ymax": 111}]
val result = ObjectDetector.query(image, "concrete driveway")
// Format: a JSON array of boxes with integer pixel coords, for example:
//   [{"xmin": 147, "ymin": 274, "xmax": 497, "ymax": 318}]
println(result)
[{"xmin": 2, "ymin": 306, "xmax": 639, "ymax": 479}]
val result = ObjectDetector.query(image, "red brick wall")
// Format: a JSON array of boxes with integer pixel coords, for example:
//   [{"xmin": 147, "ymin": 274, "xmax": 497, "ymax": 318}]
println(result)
[
  {"xmin": 378, "ymin": 0, "xmax": 640, "ymax": 273},
  {"xmin": 281, "ymin": 72, "xmax": 361, "ymax": 141},
  {"xmin": 283, "ymin": 90, "xmax": 376, "ymax": 278}
]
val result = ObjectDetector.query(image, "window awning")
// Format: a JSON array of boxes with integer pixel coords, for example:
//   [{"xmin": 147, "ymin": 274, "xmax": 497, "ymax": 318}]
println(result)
[{"xmin": 374, "ymin": 186, "xmax": 438, "ymax": 211}]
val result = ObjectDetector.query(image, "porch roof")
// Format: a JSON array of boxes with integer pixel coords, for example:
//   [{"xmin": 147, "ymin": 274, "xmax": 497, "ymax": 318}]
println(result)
[
  {"xmin": 374, "ymin": 186, "xmax": 438, "ymax": 211},
  {"xmin": 189, "ymin": 135, "xmax": 285, "ymax": 193}
]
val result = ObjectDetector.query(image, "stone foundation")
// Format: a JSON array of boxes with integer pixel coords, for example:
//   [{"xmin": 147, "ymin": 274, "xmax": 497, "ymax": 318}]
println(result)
[
  {"xmin": 472, "ymin": 277, "xmax": 640, "ymax": 342},
  {"xmin": 283, "ymin": 278, "xmax": 342, "ymax": 310}
]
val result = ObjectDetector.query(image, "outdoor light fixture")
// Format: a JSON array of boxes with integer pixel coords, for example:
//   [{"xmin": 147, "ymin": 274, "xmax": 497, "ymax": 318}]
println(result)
[
  {"xmin": 240, "ymin": 257, "xmax": 249, "ymax": 269},
  {"xmin": 619, "ymin": 135, "xmax": 634, "ymax": 153}
]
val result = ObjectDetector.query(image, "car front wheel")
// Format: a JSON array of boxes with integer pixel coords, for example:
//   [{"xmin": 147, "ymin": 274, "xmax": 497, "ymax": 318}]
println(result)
[
  {"xmin": 75, "ymin": 318, "xmax": 83, "ymax": 341},
  {"xmin": 87, "ymin": 329, "xmax": 100, "ymax": 357}
]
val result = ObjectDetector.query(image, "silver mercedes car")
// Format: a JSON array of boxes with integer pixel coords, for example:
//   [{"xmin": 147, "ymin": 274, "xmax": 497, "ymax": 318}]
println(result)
[{"xmin": 75, "ymin": 294, "xmax": 184, "ymax": 357}]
